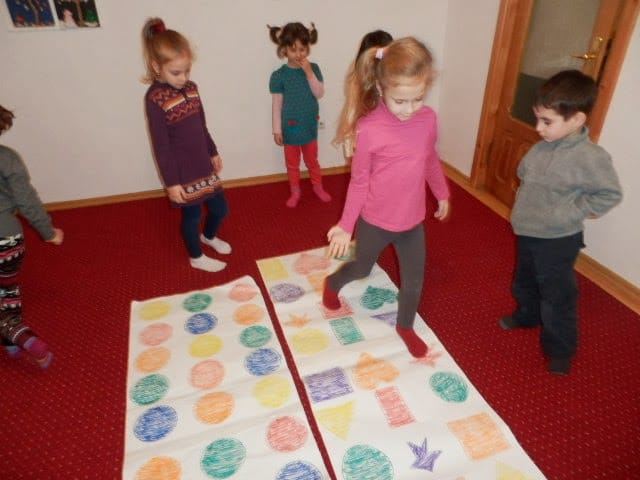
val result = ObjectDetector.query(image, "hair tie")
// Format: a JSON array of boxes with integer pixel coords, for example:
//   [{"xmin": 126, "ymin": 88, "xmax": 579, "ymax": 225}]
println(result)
[
  {"xmin": 375, "ymin": 47, "xmax": 385, "ymax": 60},
  {"xmin": 152, "ymin": 22, "xmax": 166, "ymax": 34}
]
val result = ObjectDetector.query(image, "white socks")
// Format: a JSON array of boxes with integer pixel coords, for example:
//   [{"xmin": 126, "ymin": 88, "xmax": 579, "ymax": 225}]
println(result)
[
  {"xmin": 190, "ymin": 255, "xmax": 227, "ymax": 272},
  {"xmin": 200, "ymin": 234, "xmax": 232, "ymax": 254}
]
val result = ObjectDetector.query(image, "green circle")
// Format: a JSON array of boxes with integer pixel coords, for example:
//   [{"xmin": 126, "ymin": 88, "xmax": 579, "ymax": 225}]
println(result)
[
  {"xmin": 130, "ymin": 374, "xmax": 170, "ymax": 405},
  {"xmin": 429, "ymin": 371, "xmax": 469, "ymax": 402},
  {"xmin": 183, "ymin": 293, "xmax": 213, "ymax": 312},
  {"xmin": 239, "ymin": 325, "xmax": 272, "ymax": 348},
  {"xmin": 342, "ymin": 444, "xmax": 393, "ymax": 480},
  {"xmin": 201, "ymin": 438, "xmax": 246, "ymax": 479}
]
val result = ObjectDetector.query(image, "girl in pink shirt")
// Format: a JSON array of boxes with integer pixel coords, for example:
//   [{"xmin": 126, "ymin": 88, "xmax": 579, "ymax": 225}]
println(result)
[{"xmin": 323, "ymin": 37, "xmax": 450, "ymax": 358}]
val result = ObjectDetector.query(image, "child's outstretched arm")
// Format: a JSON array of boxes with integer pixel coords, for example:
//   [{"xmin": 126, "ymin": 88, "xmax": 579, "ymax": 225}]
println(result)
[{"xmin": 327, "ymin": 225, "xmax": 351, "ymax": 258}]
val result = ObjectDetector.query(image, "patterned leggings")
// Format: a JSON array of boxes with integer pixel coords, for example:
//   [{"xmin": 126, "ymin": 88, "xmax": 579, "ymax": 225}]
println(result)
[{"xmin": 0, "ymin": 234, "xmax": 26, "ymax": 345}]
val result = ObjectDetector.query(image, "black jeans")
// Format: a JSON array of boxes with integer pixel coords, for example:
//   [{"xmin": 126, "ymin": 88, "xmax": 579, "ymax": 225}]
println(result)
[{"xmin": 512, "ymin": 232, "xmax": 584, "ymax": 359}]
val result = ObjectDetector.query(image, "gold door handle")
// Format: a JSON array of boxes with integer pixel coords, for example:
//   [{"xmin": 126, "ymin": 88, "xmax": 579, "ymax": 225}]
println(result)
[{"xmin": 571, "ymin": 52, "xmax": 597, "ymax": 60}]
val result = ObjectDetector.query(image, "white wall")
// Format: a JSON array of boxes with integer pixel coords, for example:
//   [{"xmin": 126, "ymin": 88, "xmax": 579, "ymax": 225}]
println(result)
[
  {"xmin": 0, "ymin": 0, "xmax": 446, "ymax": 200},
  {"xmin": 1, "ymin": 0, "xmax": 638, "ymax": 288}
]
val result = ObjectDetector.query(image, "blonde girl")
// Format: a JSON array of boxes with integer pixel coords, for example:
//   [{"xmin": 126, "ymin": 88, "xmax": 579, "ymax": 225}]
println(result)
[
  {"xmin": 323, "ymin": 37, "xmax": 450, "ymax": 358},
  {"xmin": 142, "ymin": 17, "xmax": 231, "ymax": 272}
]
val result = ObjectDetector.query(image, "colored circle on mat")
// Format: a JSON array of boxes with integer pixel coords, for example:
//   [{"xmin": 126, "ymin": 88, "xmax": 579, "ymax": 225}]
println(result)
[
  {"xmin": 136, "ymin": 347, "xmax": 171, "ymax": 373},
  {"xmin": 190, "ymin": 360, "xmax": 225, "ymax": 390},
  {"xmin": 267, "ymin": 416, "xmax": 308, "ymax": 452},
  {"xmin": 342, "ymin": 444, "xmax": 393, "ymax": 480},
  {"xmin": 138, "ymin": 301, "xmax": 171, "ymax": 320},
  {"xmin": 138, "ymin": 323, "xmax": 173, "ymax": 346},
  {"xmin": 245, "ymin": 348, "xmax": 281, "ymax": 376},
  {"xmin": 131, "ymin": 374, "xmax": 170, "ymax": 405},
  {"xmin": 232, "ymin": 303, "xmax": 264, "ymax": 325},
  {"xmin": 228, "ymin": 283, "xmax": 258, "ymax": 302},
  {"xmin": 429, "ymin": 371, "xmax": 468, "ymax": 402},
  {"xmin": 276, "ymin": 461, "xmax": 323, "ymax": 480},
  {"xmin": 195, "ymin": 391, "xmax": 235, "ymax": 424},
  {"xmin": 201, "ymin": 438, "xmax": 246, "ymax": 479},
  {"xmin": 183, "ymin": 293, "xmax": 212, "ymax": 312},
  {"xmin": 289, "ymin": 328, "xmax": 329, "ymax": 355},
  {"xmin": 239, "ymin": 325, "xmax": 272, "ymax": 348},
  {"xmin": 133, "ymin": 405, "xmax": 178, "ymax": 442},
  {"xmin": 185, "ymin": 313, "xmax": 218, "ymax": 334},
  {"xmin": 269, "ymin": 283, "xmax": 305, "ymax": 303},
  {"xmin": 135, "ymin": 456, "xmax": 181, "ymax": 480},
  {"xmin": 189, "ymin": 334, "xmax": 223, "ymax": 358},
  {"xmin": 253, "ymin": 375, "xmax": 292, "ymax": 408}
]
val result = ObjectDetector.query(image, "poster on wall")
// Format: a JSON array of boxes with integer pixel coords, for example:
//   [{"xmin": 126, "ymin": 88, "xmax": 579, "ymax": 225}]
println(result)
[
  {"xmin": 53, "ymin": 0, "xmax": 99, "ymax": 28},
  {"xmin": 3, "ymin": 0, "xmax": 100, "ymax": 30},
  {"xmin": 3, "ymin": 0, "xmax": 57, "ymax": 29}
]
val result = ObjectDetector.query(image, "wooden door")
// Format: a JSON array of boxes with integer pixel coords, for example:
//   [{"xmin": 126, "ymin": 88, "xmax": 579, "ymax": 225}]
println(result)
[{"xmin": 471, "ymin": 0, "xmax": 639, "ymax": 207}]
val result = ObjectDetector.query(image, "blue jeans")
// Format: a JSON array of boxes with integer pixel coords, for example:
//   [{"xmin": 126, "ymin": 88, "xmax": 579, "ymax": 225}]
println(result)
[
  {"xmin": 180, "ymin": 193, "xmax": 228, "ymax": 258},
  {"xmin": 512, "ymin": 232, "xmax": 584, "ymax": 359}
]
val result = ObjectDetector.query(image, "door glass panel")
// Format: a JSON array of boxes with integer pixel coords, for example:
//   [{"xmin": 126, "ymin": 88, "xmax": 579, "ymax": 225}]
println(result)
[{"xmin": 511, "ymin": 0, "xmax": 600, "ymax": 126}]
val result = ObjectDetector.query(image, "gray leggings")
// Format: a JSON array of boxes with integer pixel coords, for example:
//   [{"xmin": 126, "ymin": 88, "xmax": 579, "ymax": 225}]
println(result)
[{"xmin": 327, "ymin": 218, "xmax": 425, "ymax": 329}]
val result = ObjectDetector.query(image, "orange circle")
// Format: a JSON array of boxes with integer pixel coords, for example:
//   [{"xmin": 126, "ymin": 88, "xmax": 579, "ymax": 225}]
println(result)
[
  {"xmin": 232, "ymin": 303, "xmax": 265, "ymax": 325},
  {"xmin": 135, "ymin": 347, "xmax": 171, "ymax": 373},
  {"xmin": 229, "ymin": 283, "xmax": 259, "ymax": 302},
  {"xmin": 195, "ymin": 391, "xmax": 234, "ymax": 424},
  {"xmin": 135, "ymin": 456, "xmax": 181, "ymax": 480},
  {"xmin": 190, "ymin": 360, "xmax": 225, "ymax": 389}
]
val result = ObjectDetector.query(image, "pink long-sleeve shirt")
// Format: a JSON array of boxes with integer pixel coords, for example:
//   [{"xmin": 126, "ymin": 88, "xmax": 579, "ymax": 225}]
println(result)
[{"xmin": 338, "ymin": 102, "xmax": 450, "ymax": 234}]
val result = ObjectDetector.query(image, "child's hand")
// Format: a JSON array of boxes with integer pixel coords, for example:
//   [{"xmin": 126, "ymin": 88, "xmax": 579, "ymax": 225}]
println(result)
[
  {"xmin": 273, "ymin": 133, "xmax": 284, "ymax": 146},
  {"xmin": 298, "ymin": 57, "xmax": 314, "ymax": 77},
  {"xmin": 327, "ymin": 225, "xmax": 351, "ymax": 258},
  {"xmin": 47, "ymin": 228, "xmax": 64, "ymax": 245},
  {"xmin": 211, "ymin": 155, "xmax": 223, "ymax": 173},
  {"xmin": 167, "ymin": 185, "xmax": 187, "ymax": 204},
  {"xmin": 434, "ymin": 199, "xmax": 450, "ymax": 221}
]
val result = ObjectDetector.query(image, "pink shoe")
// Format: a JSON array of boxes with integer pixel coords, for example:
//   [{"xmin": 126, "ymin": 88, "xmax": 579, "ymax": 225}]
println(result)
[
  {"xmin": 313, "ymin": 184, "xmax": 331, "ymax": 202},
  {"xmin": 286, "ymin": 189, "xmax": 301, "ymax": 208}
]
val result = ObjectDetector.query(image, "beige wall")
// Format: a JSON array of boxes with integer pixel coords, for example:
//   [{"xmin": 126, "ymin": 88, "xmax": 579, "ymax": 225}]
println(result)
[{"xmin": 2, "ymin": 0, "xmax": 638, "ymax": 288}]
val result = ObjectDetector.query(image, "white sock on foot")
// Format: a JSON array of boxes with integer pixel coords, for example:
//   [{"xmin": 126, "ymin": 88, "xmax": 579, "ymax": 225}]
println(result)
[
  {"xmin": 200, "ymin": 234, "xmax": 232, "ymax": 254},
  {"xmin": 190, "ymin": 255, "xmax": 227, "ymax": 272}
]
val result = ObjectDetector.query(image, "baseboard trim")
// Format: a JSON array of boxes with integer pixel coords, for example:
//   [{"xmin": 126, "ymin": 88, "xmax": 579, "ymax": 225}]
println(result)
[
  {"xmin": 44, "ymin": 163, "xmax": 638, "ymax": 314},
  {"xmin": 44, "ymin": 166, "xmax": 350, "ymax": 211},
  {"xmin": 443, "ymin": 163, "xmax": 639, "ymax": 315}
]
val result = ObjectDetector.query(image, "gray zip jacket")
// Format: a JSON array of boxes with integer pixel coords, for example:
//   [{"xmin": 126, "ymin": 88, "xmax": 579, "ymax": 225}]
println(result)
[
  {"xmin": 511, "ymin": 126, "xmax": 622, "ymax": 239},
  {"xmin": 0, "ymin": 145, "xmax": 54, "ymax": 239}
]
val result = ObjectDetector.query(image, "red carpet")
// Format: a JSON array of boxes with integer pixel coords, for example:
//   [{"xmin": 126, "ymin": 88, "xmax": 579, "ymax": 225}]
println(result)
[{"xmin": 0, "ymin": 173, "xmax": 638, "ymax": 479}]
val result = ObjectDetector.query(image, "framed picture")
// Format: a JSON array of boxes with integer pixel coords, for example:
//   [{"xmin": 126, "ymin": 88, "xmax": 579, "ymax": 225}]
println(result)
[
  {"xmin": 4, "ymin": 0, "xmax": 58, "ymax": 30},
  {"xmin": 53, "ymin": 0, "xmax": 100, "ymax": 29},
  {"xmin": 3, "ymin": 0, "xmax": 100, "ymax": 31}
]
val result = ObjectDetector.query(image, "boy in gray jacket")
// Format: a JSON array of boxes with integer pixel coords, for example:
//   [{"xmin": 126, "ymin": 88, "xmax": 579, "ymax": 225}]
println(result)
[{"xmin": 500, "ymin": 70, "xmax": 622, "ymax": 376}]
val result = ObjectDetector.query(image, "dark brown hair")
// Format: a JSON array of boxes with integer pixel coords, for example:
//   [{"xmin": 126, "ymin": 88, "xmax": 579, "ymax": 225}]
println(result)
[
  {"xmin": 0, "ymin": 105, "xmax": 15, "ymax": 135},
  {"xmin": 355, "ymin": 30, "xmax": 393, "ymax": 62},
  {"xmin": 268, "ymin": 22, "xmax": 318, "ymax": 58},
  {"xmin": 535, "ymin": 69, "xmax": 598, "ymax": 119}
]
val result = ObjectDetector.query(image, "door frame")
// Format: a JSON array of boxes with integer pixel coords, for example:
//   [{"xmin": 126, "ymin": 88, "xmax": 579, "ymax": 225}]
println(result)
[{"xmin": 470, "ymin": 0, "xmax": 640, "ymax": 190}]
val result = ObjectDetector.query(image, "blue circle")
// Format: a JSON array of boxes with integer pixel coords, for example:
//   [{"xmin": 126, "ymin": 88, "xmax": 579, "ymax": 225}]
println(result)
[
  {"xmin": 276, "ymin": 461, "xmax": 323, "ymax": 480},
  {"xmin": 244, "ymin": 348, "xmax": 281, "ymax": 376},
  {"xmin": 133, "ymin": 405, "xmax": 178, "ymax": 442},
  {"xmin": 185, "ymin": 313, "xmax": 218, "ymax": 334}
]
